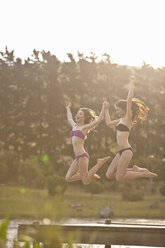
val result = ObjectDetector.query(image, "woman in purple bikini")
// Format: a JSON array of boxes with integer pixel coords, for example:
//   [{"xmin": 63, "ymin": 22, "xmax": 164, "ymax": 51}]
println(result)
[
  {"xmin": 65, "ymin": 102, "xmax": 110, "ymax": 185},
  {"xmin": 104, "ymin": 76, "xmax": 157, "ymax": 182}
]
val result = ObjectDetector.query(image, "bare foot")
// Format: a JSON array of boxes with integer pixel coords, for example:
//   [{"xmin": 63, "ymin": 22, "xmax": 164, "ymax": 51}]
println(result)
[
  {"xmin": 97, "ymin": 156, "xmax": 110, "ymax": 166},
  {"xmin": 93, "ymin": 174, "xmax": 101, "ymax": 179},
  {"xmin": 133, "ymin": 165, "xmax": 149, "ymax": 173},
  {"xmin": 143, "ymin": 171, "xmax": 158, "ymax": 178},
  {"xmin": 133, "ymin": 165, "xmax": 158, "ymax": 178}
]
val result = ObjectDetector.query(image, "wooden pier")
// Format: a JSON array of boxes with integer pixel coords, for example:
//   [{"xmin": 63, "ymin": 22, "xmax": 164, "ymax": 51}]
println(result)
[{"xmin": 18, "ymin": 222, "xmax": 165, "ymax": 247}]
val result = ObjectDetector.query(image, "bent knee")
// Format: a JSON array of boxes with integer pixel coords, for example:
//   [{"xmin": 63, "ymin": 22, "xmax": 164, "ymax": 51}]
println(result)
[
  {"xmin": 106, "ymin": 172, "xmax": 111, "ymax": 179},
  {"xmin": 116, "ymin": 175, "xmax": 125, "ymax": 183},
  {"xmin": 106, "ymin": 171, "xmax": 114, "ymax": 179},
  {"xmin": 65, "ymin": 175, "xmax": 71, "ymax": 182}
]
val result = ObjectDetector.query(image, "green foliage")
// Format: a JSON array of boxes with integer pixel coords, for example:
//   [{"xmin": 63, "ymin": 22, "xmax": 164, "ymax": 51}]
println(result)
[
  {"xmin": 0, "ymin": 219, "xmax": 8, "ymax": 241},
  {"xmin": 0, "ymin": 162, "xmax": 8, "ymax": 183},
  {"xmin": 159, "ymin": 183, "xmax": 165, "ymax": 196},
  {"xmin": 105, "ymin": 180, "xmax": 119, "ymax": 191},
  {"xmin": 153, "ymin": 160, "xmax": 165, "ymax": 180},
  {"xmin": 85, "ymin": 180, "xmax": 104, "ymax": 194},
  {"xmin": 0, "ymin": 219, "xmax": 8, "ymax": 248},
  {"xmin": 0, "ymin": 218, "xmax": 64, "ymax": 248},
  {"xmin": 0, "ymin": 48, "xmax": 165, "ymax": 188},
  {"xmin": 122, "ymin": 190, "xmax": 144, "ymax": 201},
  {"xmin": 121, "ymin": 183, "xmax": 144, "ymax": 201},
  {"xmin": 18, "ymin": 157, "xmax": 46, "ymax": 188},
  {"xmin": 0, "ymin": 185, "xmax": 165, "ymax": 219},
  {"xmin": 47, "ymin": 175, "xmax": 67, "ymax": 196},
  {"xmin": 0, "ymin": 150, "xmax": 20, "ymax": 184}
]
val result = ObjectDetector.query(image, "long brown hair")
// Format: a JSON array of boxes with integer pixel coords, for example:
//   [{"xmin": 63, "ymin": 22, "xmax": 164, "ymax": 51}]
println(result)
[
  {"xmin": 115, "ymin": 98, "xmax": 149, "ymax": 125},
  {"xmin": 80, "ymin": 107, "xmax": 98, "ymax": 124}
]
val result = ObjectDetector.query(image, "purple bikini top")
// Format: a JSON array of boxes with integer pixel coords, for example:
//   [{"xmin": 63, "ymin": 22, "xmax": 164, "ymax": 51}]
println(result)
[{"xmin": 70, "ymin": 130, "xmax": 85, "ymax": 139}]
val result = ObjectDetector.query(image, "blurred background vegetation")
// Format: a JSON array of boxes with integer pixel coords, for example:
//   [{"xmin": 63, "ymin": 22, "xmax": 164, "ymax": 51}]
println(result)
[{"xmin": 0, "ymin": 47, "xmax": 165, "ymax": 219}]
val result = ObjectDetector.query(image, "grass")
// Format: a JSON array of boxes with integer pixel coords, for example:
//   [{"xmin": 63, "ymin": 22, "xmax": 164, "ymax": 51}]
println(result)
[{"xmin": 0, "ymin": 184, "xmax": 165, "ymax": 220}]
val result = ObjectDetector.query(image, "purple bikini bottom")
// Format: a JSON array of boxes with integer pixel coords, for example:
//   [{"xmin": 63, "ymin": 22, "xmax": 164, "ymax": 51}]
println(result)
[{"xmin": 76, "ymin": 152, "xmax": 90, "ymax": 161}]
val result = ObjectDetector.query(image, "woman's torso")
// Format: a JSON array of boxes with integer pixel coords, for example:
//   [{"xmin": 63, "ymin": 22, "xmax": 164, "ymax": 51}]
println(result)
[
  {"xmin": 116, "ymin": 119, "xmax": 132, "ymax": 150},
  {"xmin": 70, "ymin": 128, "xmax": 87, "ymax": 156}
]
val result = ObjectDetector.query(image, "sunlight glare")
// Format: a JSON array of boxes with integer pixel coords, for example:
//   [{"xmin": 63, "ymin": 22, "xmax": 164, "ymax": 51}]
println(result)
[{"xmin": 0, "ymin": 0, "xmax": 164, "ymax": 68}]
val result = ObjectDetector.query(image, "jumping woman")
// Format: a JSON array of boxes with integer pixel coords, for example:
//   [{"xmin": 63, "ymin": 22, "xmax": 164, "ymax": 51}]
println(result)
[
  {"xmin": 66, "ymin": 102, "xmax": 110, "ymax": 185},
  {"xmin": 104, "ymin": 76, "xmax": 157, "ymax": 183}
]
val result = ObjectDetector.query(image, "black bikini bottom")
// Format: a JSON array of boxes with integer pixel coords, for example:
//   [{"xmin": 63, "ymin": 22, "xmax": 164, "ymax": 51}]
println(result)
[{"xmin": 118, "ymin": 147, "xmax": 133, "ymax": 156}]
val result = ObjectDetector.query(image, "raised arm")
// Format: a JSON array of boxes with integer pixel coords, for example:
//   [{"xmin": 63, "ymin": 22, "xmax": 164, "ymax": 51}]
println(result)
[
  {"xmin": 104, "ymin": 101, "xmax": 119, "ymax": 127},
  {"xmin": 66, "ymin": 102, "xmax": 76, "ymax": 127},
  {"xmin": 126, "ymin": 76, "xmax": 135, "ymax": 119},
  {"xmin": 83, "ymin": 102, "xmax": 106, "ymax": 131}
]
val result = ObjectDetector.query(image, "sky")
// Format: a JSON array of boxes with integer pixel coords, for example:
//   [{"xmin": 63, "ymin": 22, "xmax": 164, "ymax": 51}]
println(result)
[{"xmin": 0, "ymin": 0, "xmax": 165, "ymax": 68}]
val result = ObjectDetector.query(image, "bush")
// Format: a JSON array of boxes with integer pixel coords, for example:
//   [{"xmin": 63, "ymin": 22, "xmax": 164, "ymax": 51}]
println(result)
[
  {"xmin": 0, "ymin": 163, "xmax": 8, "ymax": 183},
  {"xmin": 122, "ymin": 191, "xmax": 143, "ymax": 201},
  {"xmin": 85, "ymin": 180, "xmax": 104, "ymax": 194},
  {"xmin": 47, "ymin": 175, "xmax": 67, "ymax": 196},
  {"xmin": 159, "ymin": 183, "xmax": 165, "ymax": 196},
  {"xmin": 18, "ymin": 157, "xmax": 47, "ymax": 188},
  {"xmin": 0, "ymin": 150, "xmax": 20, "ymax": 184},
  {"xmin": 35, "ymin": 174, "xmax": 46, "ymax": 188},
  {"xmin": 121, "ymin": 184, "xmax": 144, "ymax": 201},
  {"xmin": 105, "ymin": 181, "xmax": 119, "ymax": 192}
]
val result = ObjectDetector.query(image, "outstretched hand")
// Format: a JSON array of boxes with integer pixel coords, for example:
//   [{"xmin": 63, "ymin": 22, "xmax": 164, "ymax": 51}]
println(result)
[
  {"xmin": 66, "ymin": 102, "xmax": 71, "ymax": 108},
  {"xmin": 103, "ymin": 101, "xmax": 110, "ymax": 109},
  {"xmin": 129, "ymin": 75, "xmax": 135, "ymax": 83}
]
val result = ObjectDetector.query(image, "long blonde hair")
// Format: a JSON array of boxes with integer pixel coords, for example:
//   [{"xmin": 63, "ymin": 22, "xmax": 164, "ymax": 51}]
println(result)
[{"xmin": 80, "ymin": 107, "xmax": 98, "ymax": 124}]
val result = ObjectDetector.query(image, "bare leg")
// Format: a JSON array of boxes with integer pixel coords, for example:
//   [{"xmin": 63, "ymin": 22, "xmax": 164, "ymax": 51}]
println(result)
[
  {"xmin": 87, "ymin": 156, "xmax": 111, "ymax": 181},
  {"xmin": 65, "ymin": 159, "xmax": 81, "ymax": 182},
  {"xmin": 72, "ymin": 172, "xmax": 101, "ymax": 180},
  {"xmin": 116, "ymin": 151, "xmax": 157, "ymax": 183},
  {"xmin": 78, "ymin": 156, "xmax": 110, "ymax": 185},
  {"xmin": 106, "ymin": 153, "xmax": 120, "ymax": 179},
  {"xmin": 65, "ymin": 159, "xmax": 102, "ymax": 182},
  {"xmin": 105, "ymin": 152, "xmax": 157, "ymax": 181},
  {"xmin": 132, "ymin": 165, "xmax": 152, "ymax": 173}
]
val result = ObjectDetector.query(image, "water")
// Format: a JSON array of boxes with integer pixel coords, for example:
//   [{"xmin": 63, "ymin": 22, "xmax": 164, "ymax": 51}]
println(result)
[{"xmin": 2, "ymin": 218, "xmax": 165, "ymax": 248}]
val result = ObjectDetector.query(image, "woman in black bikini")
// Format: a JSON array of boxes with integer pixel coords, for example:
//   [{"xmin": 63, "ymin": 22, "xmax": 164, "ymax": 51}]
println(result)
[{"xmin": 104, "ymin": 76, "xmax": 157, "ymax": 182}]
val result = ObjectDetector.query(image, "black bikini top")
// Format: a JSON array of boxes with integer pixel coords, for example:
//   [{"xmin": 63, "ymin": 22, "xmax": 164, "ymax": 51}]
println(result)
[{"xmin": 116, "ymin": 123, "xmax": 130, "ymax": 132}]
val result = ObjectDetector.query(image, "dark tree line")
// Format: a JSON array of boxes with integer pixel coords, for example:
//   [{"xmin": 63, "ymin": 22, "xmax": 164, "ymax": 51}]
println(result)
[{"xmin": 0, "ymin": 47, "xmax": 164, "ymax": 185}]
